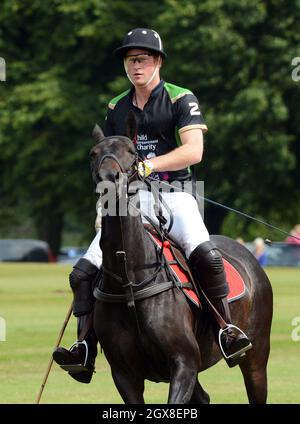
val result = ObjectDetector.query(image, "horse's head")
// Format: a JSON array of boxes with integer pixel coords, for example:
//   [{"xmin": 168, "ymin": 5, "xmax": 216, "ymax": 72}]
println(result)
[{"xmin": 90, "ymin": 112, "xmax": 138, "ymax": 184}]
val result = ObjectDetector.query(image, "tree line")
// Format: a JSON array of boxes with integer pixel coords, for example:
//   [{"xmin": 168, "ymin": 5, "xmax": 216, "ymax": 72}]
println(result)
[{"xmin": 0, "ymin": 0, "xmax": 299, "ymax": 255}]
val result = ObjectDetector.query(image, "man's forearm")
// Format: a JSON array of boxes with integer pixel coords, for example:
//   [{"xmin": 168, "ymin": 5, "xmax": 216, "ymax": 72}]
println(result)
[{"xmin": 150, "ymin": 143, "xmax": 203, "ymax": 172}]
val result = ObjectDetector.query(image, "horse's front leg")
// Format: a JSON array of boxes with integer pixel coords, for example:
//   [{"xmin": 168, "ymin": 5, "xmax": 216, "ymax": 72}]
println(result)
[
  {"xmin": 168, "ymin": 355, "xmax": 199, "ymax": 404},
  {"xmin": 156, "ymin": 293, "xmax": 201, "ymax": 404},
  {"xmin": 111, "ymin": 368, "xmax": 145, "ymax": 404},
  {"xmin": 189, "ymin": 379, "xmax": 210, "ymax": 404}
]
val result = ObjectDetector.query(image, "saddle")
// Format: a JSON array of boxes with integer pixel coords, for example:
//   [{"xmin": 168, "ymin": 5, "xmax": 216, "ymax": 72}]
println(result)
[{"xmin": 144, "ymin": 224, "xmax": 246, "ymax": 309}]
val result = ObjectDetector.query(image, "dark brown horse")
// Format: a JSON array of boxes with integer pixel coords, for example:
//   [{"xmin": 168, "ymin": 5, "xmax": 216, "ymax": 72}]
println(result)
[{"xmin": 89, "ymin": 122, "xmax": 273, "ymax": 404}]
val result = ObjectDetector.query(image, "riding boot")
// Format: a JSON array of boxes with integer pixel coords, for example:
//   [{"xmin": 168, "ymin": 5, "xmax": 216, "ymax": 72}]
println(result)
[
  {"xmin": 188, "ymin": 241, "xmax": 252, "ymax": 367},
  {"xmin": 52, "ymin": 258, "xmax": 100, "ymax": 383}
]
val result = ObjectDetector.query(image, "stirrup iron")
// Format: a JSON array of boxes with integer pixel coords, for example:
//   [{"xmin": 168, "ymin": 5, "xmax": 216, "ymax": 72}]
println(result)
[
  {"xmin": 218, "ymin": 324, "xmax": 252, "ymax": 362},
  {"xmin": 59, "ymin": 340, "xmax": 89, "ymax": 374}
]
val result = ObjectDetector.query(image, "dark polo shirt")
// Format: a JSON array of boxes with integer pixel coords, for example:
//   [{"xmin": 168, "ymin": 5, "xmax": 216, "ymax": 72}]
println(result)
[{"xmin": 104, "ymin": 80, "xmax": 207, "ymax": 181}]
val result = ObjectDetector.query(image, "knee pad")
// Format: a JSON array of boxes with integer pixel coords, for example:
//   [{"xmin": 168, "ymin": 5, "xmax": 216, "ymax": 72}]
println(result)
[
  {"xmin": 188, "ymin": 241, "xmax": 228, "ymax": 299},
  {"xmin": 69, "ymin": 258, "xmax": 99, "ymax": 317},
  {"xmin": 202, "ymin": 248, "xmax": 224, "ymax": 275},
  {"xmin": 189, "ymin": 241, "xmax": 223, "ymax": 273},
  {"xmin": 69, "ymin": 258, "xmax": 99, "ymax": 290}
]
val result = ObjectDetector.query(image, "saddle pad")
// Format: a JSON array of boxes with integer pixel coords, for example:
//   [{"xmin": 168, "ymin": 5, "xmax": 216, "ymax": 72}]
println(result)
[{"xmin": 149, "ymin": 234, "xmax": 246, "ymax": 308}]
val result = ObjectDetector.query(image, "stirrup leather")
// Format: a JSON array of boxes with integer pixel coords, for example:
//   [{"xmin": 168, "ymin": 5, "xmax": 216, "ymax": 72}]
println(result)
[
  {"xmin": 59, "ymin": 340, "xmax": 89, "ymax": 374},
  {"xmin": 218, "ymin": 324, "xmax": 252, "ymax": 362}
]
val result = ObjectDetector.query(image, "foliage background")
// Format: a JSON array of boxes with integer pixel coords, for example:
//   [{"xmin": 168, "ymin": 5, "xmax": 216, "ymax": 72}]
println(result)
[{"xmin": 0, "ymin": 0, "xmax": 299, "ymax": 255}]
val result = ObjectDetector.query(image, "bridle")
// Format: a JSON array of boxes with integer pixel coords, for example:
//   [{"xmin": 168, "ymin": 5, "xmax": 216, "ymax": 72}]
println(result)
[
  {"xmin": 93, "ymin": 145, "xmax": 139, "ymax": 186},
  {"xmin": 94, "ymin": 141, "xmax": 191, "ymax": 350},
  {"xmin": 95, "ymin": 142, "xmax": 176, "ymax": 303},
  {"xmin": 94, "ymin": 138, "xmax": 173, "ymax": 230}
]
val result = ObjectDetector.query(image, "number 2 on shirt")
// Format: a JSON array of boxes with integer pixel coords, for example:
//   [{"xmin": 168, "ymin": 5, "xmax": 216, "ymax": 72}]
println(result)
[{"xmin": 188, "ymin": 102, "xmax": 201, "ymax": 116}]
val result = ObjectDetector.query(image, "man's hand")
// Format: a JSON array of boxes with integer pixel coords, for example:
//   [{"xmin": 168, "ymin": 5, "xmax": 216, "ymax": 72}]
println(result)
[{"xmin": 137, "ymin": 159, "xmax": 154, "ymax": 178}]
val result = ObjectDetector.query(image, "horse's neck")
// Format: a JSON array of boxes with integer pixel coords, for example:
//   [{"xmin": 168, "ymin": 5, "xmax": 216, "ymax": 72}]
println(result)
[{"xmin": 100, "ymin": 213, "xmax": 155, "ymax": 280}]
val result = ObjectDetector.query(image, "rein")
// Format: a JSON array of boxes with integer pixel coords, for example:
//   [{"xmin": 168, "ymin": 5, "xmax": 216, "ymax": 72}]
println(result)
[
  {"xmin": 152, "ymin": 178, "xmax": 300, "ymax": 243},
  {"xmin": 96, "ymin": 151, "xmax": 177, "ymax": 308}
]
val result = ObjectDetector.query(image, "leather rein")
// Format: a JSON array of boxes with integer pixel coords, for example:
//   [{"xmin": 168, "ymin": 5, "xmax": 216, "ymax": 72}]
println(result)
[{"xmin": 94, "ymin": 149, "xmax": 179, "ymax": 308}]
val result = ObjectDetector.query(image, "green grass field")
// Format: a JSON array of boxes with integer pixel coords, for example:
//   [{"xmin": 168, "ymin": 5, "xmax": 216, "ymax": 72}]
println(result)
[{"xmin": 0, "ymin": 264, "xmax": 299, "ymax": 404}]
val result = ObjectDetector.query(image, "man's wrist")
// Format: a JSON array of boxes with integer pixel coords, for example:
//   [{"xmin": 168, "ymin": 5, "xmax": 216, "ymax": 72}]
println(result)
[
  {"xmin": 143, "ymin": 159, "xmax": 155, "ymax": 173},
  {"xmin": 138, "ymin": 159, "xmax": 155, "ymax": 177}
]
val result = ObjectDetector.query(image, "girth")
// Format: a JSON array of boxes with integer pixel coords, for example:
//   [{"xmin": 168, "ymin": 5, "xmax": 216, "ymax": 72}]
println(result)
[{"xmin": 94, "ymin": 279, "xmax": 192, "ymax": 303}]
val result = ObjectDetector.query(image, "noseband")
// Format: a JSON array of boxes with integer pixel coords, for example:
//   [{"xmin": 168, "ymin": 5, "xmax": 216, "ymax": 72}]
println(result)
[{"xmin": 96, "ymin": 146, "xmax": 139, "ymax": 186}]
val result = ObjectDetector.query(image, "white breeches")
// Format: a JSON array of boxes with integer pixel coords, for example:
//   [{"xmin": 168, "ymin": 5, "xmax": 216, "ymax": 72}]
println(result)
[{"xmin": 84, "ymin": 190, "xmax": 209, "ymax": 269}]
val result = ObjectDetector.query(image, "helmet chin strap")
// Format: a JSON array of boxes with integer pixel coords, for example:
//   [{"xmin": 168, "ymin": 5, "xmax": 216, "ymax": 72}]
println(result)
[
  {"xmin": 124, "ymin": 62, "xmax": 159, "ymax": 88},
  {"xmin": 141, "ymin": 66, "xmax": 159, "ymax": 87}
]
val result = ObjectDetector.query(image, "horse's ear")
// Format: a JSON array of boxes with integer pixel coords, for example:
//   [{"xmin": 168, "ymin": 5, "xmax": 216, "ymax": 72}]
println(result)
[
  {"xmin": 92, "ymin": 124, "xmax": 105, "ymax": 143},
  {"xmin": 126, "ymin": 110, "xmax": 137, "ymax": 140}
]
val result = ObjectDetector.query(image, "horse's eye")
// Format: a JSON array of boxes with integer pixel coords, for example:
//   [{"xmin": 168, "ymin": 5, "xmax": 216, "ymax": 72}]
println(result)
[
  {"xmin": 89, "ymin": 145, "xmax": 101, "ymax": 159},
  {"xmin": 89, "ymin": 150, "xmax": 98, "ymax": 159}
]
